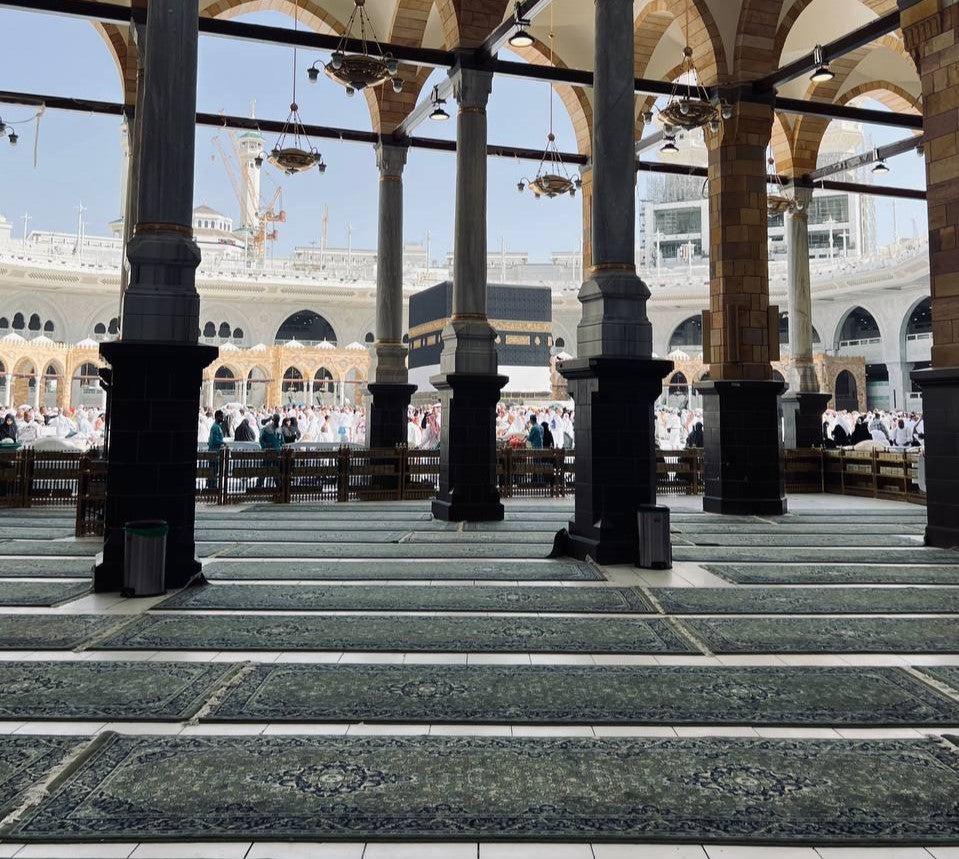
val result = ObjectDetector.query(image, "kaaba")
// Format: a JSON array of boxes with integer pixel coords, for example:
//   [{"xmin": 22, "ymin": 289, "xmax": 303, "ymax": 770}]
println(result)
[{"xmin": 408, "ymin": 281, "xmax": 553, "ymax": 395}]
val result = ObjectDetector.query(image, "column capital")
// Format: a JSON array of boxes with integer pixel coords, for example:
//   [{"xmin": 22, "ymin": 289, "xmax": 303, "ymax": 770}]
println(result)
[
  {"xmin": 449, "ymin": 64, "xmax": 493, "ymax": 112},
  {"xmin": 375, "ymin": 138, "xmax": 409, "ymax": 179}
]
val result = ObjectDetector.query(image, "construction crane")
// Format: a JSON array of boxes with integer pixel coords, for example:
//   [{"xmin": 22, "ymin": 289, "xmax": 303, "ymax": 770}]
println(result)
[{"xmin": 210, "ymin": 129, "xmax": 286, "ymax": 262}]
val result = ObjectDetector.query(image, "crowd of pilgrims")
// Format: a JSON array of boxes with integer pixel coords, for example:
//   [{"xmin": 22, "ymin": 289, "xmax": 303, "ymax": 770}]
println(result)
[{"xmin": 198, "ymin": 404, "xmax": 927, "ymax": 455}]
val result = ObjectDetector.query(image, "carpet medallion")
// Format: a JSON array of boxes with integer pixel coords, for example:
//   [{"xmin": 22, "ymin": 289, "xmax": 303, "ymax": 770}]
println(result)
[
  {"xmin": 0, "ymin": 581, "xmax": 91, "ymax": 607},
  {"xmin": 685, "ymin": 617, "xmax": 959, "ymax": 653},
  {"xmin": 652, "ymin": 587, "xmax": 959, "ymax": 615},
  {"xmin": 705, "ymin": 564, "xmax": 959, "ymax": 585},
  {"xmin": 0, "ymin": 736, "xmax": 80, "ymax": 817},
  {"xmin": 205, "ymin": 664, "xmax": 959, "ymax": 726},
  {"xmin": 0, "ymin": 615, "xmax": 120, "ymax": 650},
  {"xmin": 95, "ymin": 614, "xmax": 696, "ymax": 653},
  {"xmin": 0, "ymin": 662, "xmax": 236, "ymax": 720},
  {"xmin": 154, "ymin": 584, "xmax": 654, "ymax": 614},
  {"xmin": 204, "ymin": 559, "xmax": 601, "ymax": 581},
  {"xmin": 10, "ymin": 735, "xmax": 959, "ymax": 842}
]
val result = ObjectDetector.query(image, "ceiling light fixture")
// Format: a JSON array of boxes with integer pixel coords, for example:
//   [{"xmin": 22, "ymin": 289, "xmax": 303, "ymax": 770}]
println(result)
[
  {"xmin": 308, "ymin": 0, "xmax": 402, "ymax": 97},
  {"xmin": 810, "ymin": 44, "xmax": 834, "ymax": 83},
  {"xmin": 872, "ymin": 158, "xmax": 890, "ymax": 174},
  {"xmin": 508, "ymin": 2, "xmax": 534, "ymax": 48},
  {"xmin": 428, "ymin": 86, "xmax": 450, "ymax": 121}
]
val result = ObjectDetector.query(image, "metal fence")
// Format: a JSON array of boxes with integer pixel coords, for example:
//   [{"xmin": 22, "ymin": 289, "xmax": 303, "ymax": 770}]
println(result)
[{"xmin": 0, "ymin": 445, "xmax": 923, "ymax": 536}]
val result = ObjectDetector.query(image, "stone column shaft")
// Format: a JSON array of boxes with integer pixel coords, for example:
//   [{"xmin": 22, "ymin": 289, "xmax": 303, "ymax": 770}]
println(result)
[
  {"xmin": 120, "ymin": 0, "xmax": 201, "ymax": 344},
  {"xmin": 786, "ymin": 187, "xmax": 818, "ymax": 393},
  {"xmin": 431, "ymin": 60, "xmax": 506, "ymax": 522},
  {"xmin": 367, "ymin": 140, "xmax": 416, "ymax": 450}
]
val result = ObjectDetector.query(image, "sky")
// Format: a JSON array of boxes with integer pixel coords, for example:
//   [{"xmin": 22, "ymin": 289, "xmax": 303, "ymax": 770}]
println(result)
[{"xmin": 0, "ymin": 7, "xmax": 928, "ymax": 262}]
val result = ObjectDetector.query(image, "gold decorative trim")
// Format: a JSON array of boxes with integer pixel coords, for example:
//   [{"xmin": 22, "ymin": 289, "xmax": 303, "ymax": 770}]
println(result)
[
  {"xmin": 407, "ymin": 318, "xmax": 551, "ymax": 339},
  {"xmin": 459, "ymin": 106, "xmax": 486, "ymax": 115},
  {"xmin": 134, "ymin": 222, "xmax": 193, "ymax": 238},
  {"xmin": 451, "ymin": 312, "xmax": 488, "ymax": 321},
  {"xmin": 380, "ymin": 176, "xmax": 402, "ymax": 184},
  {"xmin": 591, "ymin": 263, "xmax": 636, "ymax": 274}
]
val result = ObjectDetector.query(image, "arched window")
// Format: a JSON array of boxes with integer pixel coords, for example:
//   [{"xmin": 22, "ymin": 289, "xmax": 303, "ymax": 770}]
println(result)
[
  {"xmin": 667, "ymin": 372, "xmax": 688, "ymax": 397},
  {"xmin": 108, "ymin": 317, "xmax": 119, "ymax": 335},
  {"xmin": 906, "ymin": 298, "xmax": 931, "ymax": 337},
  {"xmin": 203, "ymin": 322, "xmax": 216, "ymax": 338},
  {"xmin": 282, "ymin": 367, "xmax": 305, "ymax": 394},
  {"xmin": 94, "ymin": 323, "xmax": 106, "ymax": 336},
  {"xmin": 669, "ymin": 316, "xmax": 703, "ymax": 352},
  {"xmin": 218, "ymin": 322, "xmax": 231, "ymax": 339},
  {"xmin": 0, "ymin": 318, "xmax": 9, "ymax": 330},
  {"xmin": 43, "ymin": 320, "xmax": 54, "ymax": 334},
  {"xmin": 314, "ymin": 367, "xmax": 334, "ymax": 394},
  {"xmin": 28, "ymin": 314, "xmax": 41, "ymax": 332},
  {"xmin": 839, "ymin": 307, "xmax": 881, "ymax": 346},
  {"xmin": 555, "ymin": 337, "xmax": 565, "ymax": 349},
  {"xmin": 12, "ymin": 313, "xmax": 24, "ymax": 330},
  {"xmin": 275, "ymin": 310, "xmax": 337, "ymax": 345},
  {"xmin": 779, "ymin": 312, "xmax": 821, "ymax": 346},
  {"xmin": 232, "ymin": 327, "xmax": 244, "ymax": 340},
  {"xmin": 364, "ymin": 331, "xmax": 375, "ymax": 343}
]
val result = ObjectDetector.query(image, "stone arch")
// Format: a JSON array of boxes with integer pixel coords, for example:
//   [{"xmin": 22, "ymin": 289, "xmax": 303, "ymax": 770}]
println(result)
[
  {"xmin": 835, "ymin": 305, "xmax": 882, "ymax": 349},
  {"xmin": 71, "ymin": 361, "xmax": 103, "ymax": 408},
  {"xmin": 276, "ymin": 310, "xmax": 337, "ymax": 345},
  {"xmin": 282, "ymin": 366, "xmax": 306, "ymax": 396},
  {"xmin": 246, "ymin": 366, "xmax": 270, "ymax": 409},
  {"xmin": 734, "ymin": 0, "xmax": 789, "ymax": 82},
  {"xmin": 432, "ymin": 0, "xmax": 512, "ymax": 50},
  {"xmin": 634, "ymin": 0, "xmax": 728, "ymax": 86},
  {"xmin": 835, "ymin": 368, "xmax": 859, "ymax": 411},
  {"xmin": 901, "ymin": 295, "xmax": 932, "ymax": 342},
  {"xmin": 668, "ymin": 315, "xmax": 704, "ymax": 351},
  {"xmin": 12, "ymin": 358, "xmax": 36, "ymax": 408}
]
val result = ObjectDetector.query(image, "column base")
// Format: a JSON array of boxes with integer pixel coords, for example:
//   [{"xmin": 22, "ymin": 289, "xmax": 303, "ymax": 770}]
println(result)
[
  {"xmin": 366, "ymin": 383, "xmax": 417, "ymax": 449},
  {"xmin": 430, "ymin": 372, "xmax": 507, "ymax": 523},
  {"xmin": 781, "ymin": 391, "xmax": 831, "ymax": 449},
  {"xmin": 94, "ymin": 341, "xmax": 219, "ymax": 593},
  {"xmin": 911, "ymin": 367, "xmax": 959, "ymax": 549},
  {"xmin": 697, "ymin": 379, "xmax": 787, "ymax": 516},
  {"xmin": 558, "ymin": 357, "xmax": 673, "ymax": 565}
]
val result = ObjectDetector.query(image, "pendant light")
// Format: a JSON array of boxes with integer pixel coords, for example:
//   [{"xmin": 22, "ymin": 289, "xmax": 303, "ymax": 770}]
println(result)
[
  {"xmin": 508, "ymin": 2, "xmax": 534, "ymax": 48},
  {"xmin": 810, "ymin": 45, "xmax": 834, "ymax": 83}
]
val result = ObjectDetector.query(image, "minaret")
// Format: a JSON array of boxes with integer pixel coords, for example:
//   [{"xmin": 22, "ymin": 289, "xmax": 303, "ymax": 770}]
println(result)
[{"xmin": 235, "ymin": 102, "xmax": 264, "ymax": 235}]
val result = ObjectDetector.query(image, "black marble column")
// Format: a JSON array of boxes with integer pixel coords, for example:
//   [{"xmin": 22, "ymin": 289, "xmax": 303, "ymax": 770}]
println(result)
[
  {"xmin": 556, "ymin": 0, "xmax": 668, "ymax": 563},
  {"xmin": 699, "ymin": 380, "xmax": 787, "ymax": 515},
  {"xmin": 94, "ymin": 0, "xmax": 215, "ymax": 592}
]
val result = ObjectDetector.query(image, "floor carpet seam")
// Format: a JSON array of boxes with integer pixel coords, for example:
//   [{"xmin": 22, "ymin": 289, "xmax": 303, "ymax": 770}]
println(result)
[
  {"xmin": 664, "ymin": 616, "xmax": 713, "ymax": 656},
  {"xmin": 72, "ymin": 614, "xmax": 150, "ymax": 653},
  {"xmin": 0, "ymin": 732, "xmax": 110, "ymax": 836},
  {"xmin": 908, "ymin": 667, "xmax": 959, "ymax": 705},
  {"xmin": 186, "ymin": 662, "xmax": 257, "ymax": 725}
]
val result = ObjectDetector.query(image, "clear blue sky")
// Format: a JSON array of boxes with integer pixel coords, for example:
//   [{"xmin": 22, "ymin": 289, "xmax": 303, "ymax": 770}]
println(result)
[{"xmin": 0, "ymin": 8, "xmax": 926, "ymax": 260}]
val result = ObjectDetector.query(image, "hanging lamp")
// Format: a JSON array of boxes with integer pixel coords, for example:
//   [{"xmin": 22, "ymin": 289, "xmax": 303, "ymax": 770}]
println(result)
[
  {"xmin": 649, "ymin": 0, "xmax": 730, "ymax": 133},
  {"xmin": 517, "ymin": 10, "xmax": 581, "ymax": 199},
  {"xmin": 766, "ymin": 155, "xmax": 804, "ymax": 214},
  {"xmin": 308, "ymin": 0, "xmax": 402, "ymax": 96},
  {"xmin": 269, "ymin": 0, "xmax": 327, "ymax": 175}
]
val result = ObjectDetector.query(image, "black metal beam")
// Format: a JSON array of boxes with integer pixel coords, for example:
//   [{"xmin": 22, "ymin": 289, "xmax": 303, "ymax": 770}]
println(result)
[
  {"xmin": 0, "ymin": 0, "xmax": 133, "ymax": 25},
  {"xmin": 0, "ymin": 87, "xmax": 925, "ymax": 198},
  {"xmin": 480, "ymin": 0, "xmax": 555, "ymax": 57},
  {"xmin": 774, "ymin": 96, "xmax": 923, "ymax": 130},
  {"xmin": 807, "ymin": 134, "xmax": 924, "ymax": 181},
  {"xmin": 757, "ymin": 10, "xmax": 902, "ymax": 89}
]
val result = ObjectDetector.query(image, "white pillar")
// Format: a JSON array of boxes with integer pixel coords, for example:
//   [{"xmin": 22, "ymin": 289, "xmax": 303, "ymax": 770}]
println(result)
[{"xmin": 786, "ymin": 187, "xmax": 818, "ymax": 393}]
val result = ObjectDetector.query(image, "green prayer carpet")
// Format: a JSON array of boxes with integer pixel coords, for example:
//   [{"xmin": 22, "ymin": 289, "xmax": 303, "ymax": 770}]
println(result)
[
  {"xmin": 0, "ymin": 615, "xmax": 120, "ymax": 650},
  {"xmin": 685, "ymin": 534, "xmax": 923, "ymax": 548},
  {"xmin": 705, "ymin": 564, "xmax": 959, "ymax": 585},
  {"xmin": 0, "ymin": 661, "xmax": 236, "ymax": 720},
  {"xmin": 213, "ymin": 543, "xmax": 550, "ymax": 559},
  {"xmin": 652, "ymin": 586, "xmax": 959, "ymax": 615},
  {"xmin": 674, "ymin": 547, "xmax": 959, "ymax": 565},
  {"xmin": 0, "ymin": 541, "xmax": 100, "ymax": 557},
  {"xmin": 917, "ymin": 666, "xmax": 959, "ymax": 696},
  {"xmin": 195, "ymin": 529, "xmax": 408, "ymax": 544},
  {"xmin": 95, "ymin": 613, "xmax": 696, "ymax": 654},
  {"xmin": 10, "ymin": 734, "xmax": 959, "ymax": 843},
  {"xmin": 0, "ymin": 581, "xmax": 91, "ymax": 607},
  {"xmin": 155, "ymin": 584, "xmax": 654, "ymax": 614},
  {"xmin": 205, "ymin": 664, "xmax": 959, "ymax": 726},
  {"xmin": 0, "ymin": 558, "xmax": 93, "ymax": 579},
  {"xmin": 684, "ymin": 617, "xmax": 959, "ymax": 654},
  {"xmin": 204, "ymin": 559, "xmax": 601, "ymax": 581}
]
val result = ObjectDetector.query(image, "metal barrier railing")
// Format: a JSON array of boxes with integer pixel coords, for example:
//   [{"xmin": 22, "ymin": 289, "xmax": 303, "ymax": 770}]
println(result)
[{"xmin": 0, "ymin": 445, "xmax": 918, "ymax": 537}]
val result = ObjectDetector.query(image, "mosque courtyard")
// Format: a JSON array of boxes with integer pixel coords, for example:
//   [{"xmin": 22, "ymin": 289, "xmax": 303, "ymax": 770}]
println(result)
[{"xmin": 0, "ymin": 496, "xmax": 953, "ymax": 856}]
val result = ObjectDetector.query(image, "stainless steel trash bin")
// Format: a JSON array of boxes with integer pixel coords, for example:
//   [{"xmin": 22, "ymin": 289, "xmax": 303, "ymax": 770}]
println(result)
[
  {"xmin": 637, "ymin": 505, "xmax": 672, "ymax": 570},
  {"xmin": 122, "ymin": 520, "xmax": 168, "ymax": 597}
]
